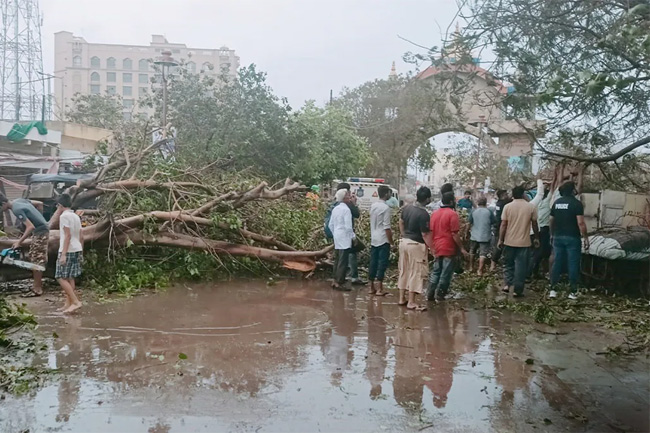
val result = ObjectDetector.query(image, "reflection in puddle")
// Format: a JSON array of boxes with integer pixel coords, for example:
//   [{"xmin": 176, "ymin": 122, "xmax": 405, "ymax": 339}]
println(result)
[{"xmin": 1, "ymin": 279, "xmax": 647, "ymax": 432}]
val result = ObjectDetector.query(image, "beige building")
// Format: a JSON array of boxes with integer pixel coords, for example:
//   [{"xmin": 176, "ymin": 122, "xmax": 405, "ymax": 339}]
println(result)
[{"xmin": 54, "ymin": 32, "xmax": 240, "ymax": 120}]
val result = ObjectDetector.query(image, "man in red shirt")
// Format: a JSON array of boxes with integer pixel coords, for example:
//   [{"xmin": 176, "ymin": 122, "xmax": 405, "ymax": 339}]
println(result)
[{"xmin": 427, "ymin": 192, "xmax": 468, "ymax": 302}]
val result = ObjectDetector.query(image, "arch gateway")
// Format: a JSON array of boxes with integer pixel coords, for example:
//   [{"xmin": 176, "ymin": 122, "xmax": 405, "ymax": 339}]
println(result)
[{"xmin": 404, "ymin": 31, "xmax": 546, "ymax": 194}]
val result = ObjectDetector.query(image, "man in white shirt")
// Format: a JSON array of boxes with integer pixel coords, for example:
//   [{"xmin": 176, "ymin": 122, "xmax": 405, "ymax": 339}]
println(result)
[
  {"xmin": 54, "ymin": 194, "xmax": 84, "ymax": 314},
  {"xmin": 328, "ymin": 189, "xmax": 356, "ymax": 291},
  {"xmin": 368, "ymin": 185, "xmax": 393, "ymax": 296}
]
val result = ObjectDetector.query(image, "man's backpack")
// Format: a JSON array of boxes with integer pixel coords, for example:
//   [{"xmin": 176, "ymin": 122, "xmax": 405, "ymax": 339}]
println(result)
[{"xmin": 323, "ymin": 202, "xmax": 336, "ymax": 239}]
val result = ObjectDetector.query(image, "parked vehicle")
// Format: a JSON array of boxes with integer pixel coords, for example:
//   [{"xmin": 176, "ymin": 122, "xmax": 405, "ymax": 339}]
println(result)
[
  {"xmin": 331, "ymin": 178, "xmax": 398, "ymax": 211},
  {"xmin": 24, "ymin": 173, "xmax": 95, "ymax": 220}
]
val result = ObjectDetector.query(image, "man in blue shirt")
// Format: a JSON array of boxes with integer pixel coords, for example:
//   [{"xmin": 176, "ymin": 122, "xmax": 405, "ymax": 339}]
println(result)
[{"xmin": 457, "ymin": 190, "xmax": 473, "ymax": 211}]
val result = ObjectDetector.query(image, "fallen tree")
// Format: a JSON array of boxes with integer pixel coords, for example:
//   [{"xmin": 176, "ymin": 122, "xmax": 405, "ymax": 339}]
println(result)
[{"xmin": 1, "ymin": 138, "xmax": 332, "ymax": 281}]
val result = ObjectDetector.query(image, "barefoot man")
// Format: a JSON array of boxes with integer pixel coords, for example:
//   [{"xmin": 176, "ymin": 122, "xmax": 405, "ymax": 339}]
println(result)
[
  {"xmin": 368, "ymin": 185, "xmax": 393, "ymax": 296},
  {"xmin": 0, "ymin": 193, "xmax": 48, "ymax": 296},
  {"xmin": 398, "ymin": 186, "xmax": 432, "ymax": 311},
  {"xmin": 54, "ymin": 194, "xmax": 83, "ymax": 313}
]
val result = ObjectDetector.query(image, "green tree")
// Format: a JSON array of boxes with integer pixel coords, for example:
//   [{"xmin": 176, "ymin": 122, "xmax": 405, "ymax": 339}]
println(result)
[
  {"xmin": 65, "ymin": 93, "xmax": 124, "ymax": 131},
  {"xmin": 334, "ymin": 75, "xmax": 452, "ymax": 185},
  {"xmin": 465, "ymin": 0, "xmax": 650, "ymax": 153},
  {"xmin": 158, "ymin": 64, "xmax": 369, "ymax": 184},
  {"xmin": 289, "ymin": 101, "xmax": 370, "ymax": 185},
  {"xmin": 442, "ymin": 133, "xmax": 513, "ymax": 190}
]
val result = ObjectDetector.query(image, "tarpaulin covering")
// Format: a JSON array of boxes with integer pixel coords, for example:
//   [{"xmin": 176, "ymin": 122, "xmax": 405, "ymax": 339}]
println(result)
[
  {"xmin": 7, "ymin": 121, "xmax": 48, "ymax": 142},
  {"xmin": 586, "ymin": 226, "xmax": 650, "ymax": 261}
]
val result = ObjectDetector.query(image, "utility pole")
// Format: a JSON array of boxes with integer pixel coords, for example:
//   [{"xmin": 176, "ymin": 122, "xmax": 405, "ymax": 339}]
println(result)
[
  {"xmin": 154, "ymin": 50, "xmax": 178, "ymax": 139},
  {"xmin": 473, "ymin": 116, "xmax": 486, "ymax": 190},
  {"xmin": 0, "ymin": 0, "xmax": 45, "ymax": 121}
]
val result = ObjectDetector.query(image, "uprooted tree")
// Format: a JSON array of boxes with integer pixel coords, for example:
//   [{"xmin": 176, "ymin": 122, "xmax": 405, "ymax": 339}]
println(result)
[{"xmin": 1, "ymin": 137, "xmax": 333, "ymax": 282}]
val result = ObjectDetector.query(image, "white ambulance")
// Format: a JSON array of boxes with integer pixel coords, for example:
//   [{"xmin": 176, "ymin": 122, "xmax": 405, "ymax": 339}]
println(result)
[{"xmin": 332, "ymin": 178, "xmax": 399, "ymax": 211}]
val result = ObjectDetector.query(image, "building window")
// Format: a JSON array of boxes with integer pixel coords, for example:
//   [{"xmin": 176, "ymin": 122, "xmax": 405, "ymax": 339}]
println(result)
[
  {"xmin": 73, "ymin": 56, "xmax": 82, "ymax": 67},
  {"xmin": 139, "ymin": 87, "xmax": 147, "ymax": 96},
  {"xmin": 123, "ymin": 58, "xmax": 132, "ymax": 70},
  {"xmin": 107, "ymin": 57, "xmax": 116, "ymax": 69},
  {"xmin": 90, "ymin": 72, "xmax": 100, "ymax": 82},
  {"xmin": 90, "ymin": 56, "xmax": 100, "ymax": 68},
  {"xmin": 107, "ymin": 85, "xmax": 116, "ymax": 95},
  {"xmin": 139, "ymin": 59, "xmax": 149, "ymax": 71},
  {"xmin": 123, "ymin": 99, "xmax": 134, "ymax": 109},
  {"xmin": 186, "ymin": 61, "xmax": 196, "ymax": 73},
  {"xmin": 201, "ymin": 62, "xmax": 213, "ymax": 73},
  {"xmin": 123, "ymin": 73, "xmax": 132, "ymax": 83},
  {"xmin": 123, "ymin": 86, "xmax": 132, "ymax": 96},
  {"xmin": 90, "ymin": 84, "xmax": 100, "ymax": 94},
  {"xmin": 139, "ymin": 73, "xmax": 148, "ymax": 84},
  {"xmin": 107, "ymin": 72, "xmax": 116, "ymax": 82}
]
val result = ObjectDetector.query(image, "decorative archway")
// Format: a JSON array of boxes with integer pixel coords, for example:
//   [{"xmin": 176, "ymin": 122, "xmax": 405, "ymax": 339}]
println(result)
[{"xmin": 417, "ymin": 62, "xmax": 544, "ymax": 163}]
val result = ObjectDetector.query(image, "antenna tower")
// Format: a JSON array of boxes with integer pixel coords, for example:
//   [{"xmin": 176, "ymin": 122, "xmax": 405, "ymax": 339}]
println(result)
[{"xmin": 0, "ymin": 0, "xmax": 45, "ymax": 121}]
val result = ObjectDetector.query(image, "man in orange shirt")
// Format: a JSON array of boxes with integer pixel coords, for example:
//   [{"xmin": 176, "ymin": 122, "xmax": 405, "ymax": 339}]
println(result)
[
  {"xmin": 427, "ymin": 192, "xmax": 468, "ymax": 302},
  {"xmin": 498, "ymin": 186, "xmax": 540, "ymax": 297}
]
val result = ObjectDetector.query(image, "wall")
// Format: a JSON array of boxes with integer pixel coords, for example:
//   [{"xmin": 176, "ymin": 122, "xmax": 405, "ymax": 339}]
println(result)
[
  {"xmin": 582, "ymin": 190, "xmax": 650, "ymax": 229},
  {"xmin": 46, "ymin": 121, "xmax": 115, "ymax": 153}
]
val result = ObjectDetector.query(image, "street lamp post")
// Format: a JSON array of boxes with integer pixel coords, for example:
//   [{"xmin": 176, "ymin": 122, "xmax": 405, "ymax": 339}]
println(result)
[{"xmin": 154, "ymin": 50, "xmax": 179, "ymax": 138}]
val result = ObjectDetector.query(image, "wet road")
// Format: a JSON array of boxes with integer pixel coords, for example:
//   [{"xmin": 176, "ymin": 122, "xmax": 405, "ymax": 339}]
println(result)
[{"xmin": 2, "ymin": 280, "xmax": 648, "ymax": 432}]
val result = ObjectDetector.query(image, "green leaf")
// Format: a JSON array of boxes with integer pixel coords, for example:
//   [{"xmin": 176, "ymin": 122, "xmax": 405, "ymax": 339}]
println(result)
[
  {"xmin": 577, "ymin": 70, "xmax": 592, "ymax": 81},
  {"xmin": 178, "ymin": 353, "xmax": 188, "ymax": 360}
]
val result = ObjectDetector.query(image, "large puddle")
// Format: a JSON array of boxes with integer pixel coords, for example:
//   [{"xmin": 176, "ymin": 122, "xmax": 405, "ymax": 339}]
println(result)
[{"xmin": 2, "ymin": 280, "xmax": 648, "ymax": 432}]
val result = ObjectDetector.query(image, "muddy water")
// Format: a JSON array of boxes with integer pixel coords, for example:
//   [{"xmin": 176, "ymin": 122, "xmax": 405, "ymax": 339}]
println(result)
[{"xmin": 2, "ymin": 280, "xmax": 648, "ymax": 433}]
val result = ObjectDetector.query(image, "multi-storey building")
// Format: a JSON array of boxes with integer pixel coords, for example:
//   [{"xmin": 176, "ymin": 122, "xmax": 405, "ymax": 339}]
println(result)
[{"xmin": 53, "ymin": 32, "xmax": 239, "ymax": 120}]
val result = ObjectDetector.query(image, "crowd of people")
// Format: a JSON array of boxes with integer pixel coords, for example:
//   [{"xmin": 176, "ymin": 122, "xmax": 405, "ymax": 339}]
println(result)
[
  {"xmin": 1, "ymin": 177, "xmax": 588, "ymax": 315},
  {"xmin": 326, "ymin": 178, "xmax": 590, "ymax": 309}
]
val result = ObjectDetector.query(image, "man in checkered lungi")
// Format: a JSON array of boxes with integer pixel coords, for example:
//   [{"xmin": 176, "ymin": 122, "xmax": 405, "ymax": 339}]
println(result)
[{"xmin": 54, "ymin": 194, "xmax": 84, "ymax": 314}]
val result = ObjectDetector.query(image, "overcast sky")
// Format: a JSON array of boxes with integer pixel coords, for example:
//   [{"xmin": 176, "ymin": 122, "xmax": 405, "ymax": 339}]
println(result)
[{"xmin": 41, "ymin": 0, "xmax": 463, "ymax": 107}]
